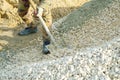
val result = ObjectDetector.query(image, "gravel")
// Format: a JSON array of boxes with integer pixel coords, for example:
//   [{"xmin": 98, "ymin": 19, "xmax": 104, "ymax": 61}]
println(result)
[
  {"xmin": 0, "ymin": 0, "xmax": 120, "ymax": 80},
  {"xmin": 0, "ymin": 37, "xmax": 120, "ymax": 80}
]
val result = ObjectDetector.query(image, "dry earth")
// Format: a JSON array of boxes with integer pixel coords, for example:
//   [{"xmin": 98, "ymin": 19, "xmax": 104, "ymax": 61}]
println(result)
[{"xmin": 0, "ymin": 0, "xmax": 120, "ymax": 80}]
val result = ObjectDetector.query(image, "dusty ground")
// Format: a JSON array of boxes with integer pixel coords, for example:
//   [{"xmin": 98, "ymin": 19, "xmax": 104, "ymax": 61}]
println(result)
[
  {"xmin": 0, "ymin": 0, "xmax": 89, "ymax": 61},
  {"xmin": 0, "ymin": 0, "xmax": 120, "ymax": 79},
  {"xmin": 0, "ymin": 0, "xmax": 89, "ymax": 50}
]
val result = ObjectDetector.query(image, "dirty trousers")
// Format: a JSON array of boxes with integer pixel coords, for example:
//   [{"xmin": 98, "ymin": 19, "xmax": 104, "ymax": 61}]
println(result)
[{"xmin": 18, "ymin": 0, "xmax": 52, "ymax": 42}]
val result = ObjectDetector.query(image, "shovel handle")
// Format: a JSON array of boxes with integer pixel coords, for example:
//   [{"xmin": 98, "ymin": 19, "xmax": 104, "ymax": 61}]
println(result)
[
  {"xmin": 38, "ymin": 16, "xmax": 55, "ymax": 43},
  {"xmin": 29, "ymin": 0, "xmax": 55, "ymax": 43}
]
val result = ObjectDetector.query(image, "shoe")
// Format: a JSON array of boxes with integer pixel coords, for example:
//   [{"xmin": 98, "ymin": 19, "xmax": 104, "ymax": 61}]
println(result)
[
  {"xmin": 42, "ymin": 40, "xmax": 51, "ymax": 54},
  {"xmin": 42, "ymin": 45, "xmax": 50, "ymax": 54},
  {"xmin": 18, "ymin": 27, "xmax": 38, "ymax": 36}
]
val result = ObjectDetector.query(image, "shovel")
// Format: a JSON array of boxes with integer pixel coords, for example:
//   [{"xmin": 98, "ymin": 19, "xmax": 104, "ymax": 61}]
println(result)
[{"xmin": 29, "ymin": 0, "xmax": 55, "ymax": 44}]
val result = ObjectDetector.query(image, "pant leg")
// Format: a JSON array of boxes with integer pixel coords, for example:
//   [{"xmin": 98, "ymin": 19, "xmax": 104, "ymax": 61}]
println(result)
[
  {"xmin": 18, "ymin": 0, "xmax": 30, "ymax": 16},
  {"xmin": 41, "ymin": 10, "xmax": 52, "ymax": 42},
  {"xmin": 33, "ymin": 8, "xmax": 52, "ymax": 43},
  {"xmin": 18, "ymin": 0, "xmax": 33, "ymax": 25}
]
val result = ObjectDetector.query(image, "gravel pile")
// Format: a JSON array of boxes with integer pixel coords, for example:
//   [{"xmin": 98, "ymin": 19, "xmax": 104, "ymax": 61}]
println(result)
[
  {"xmin": 0, "ymin": 0, "xmax": 120, "ymax": 80},
  {"xmin": 0, "ymin": 37, "xmax": 120, "ymax": 80}
]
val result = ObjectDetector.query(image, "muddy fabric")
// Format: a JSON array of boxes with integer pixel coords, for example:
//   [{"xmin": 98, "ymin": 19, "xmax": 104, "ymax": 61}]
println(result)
[
  {"xmin": 18, "ymin": 0, "xmax": 52, "ymax": 41},
  {"xmin": 18, "ymin": 0, "xmax": 30, "ymax": 17}
]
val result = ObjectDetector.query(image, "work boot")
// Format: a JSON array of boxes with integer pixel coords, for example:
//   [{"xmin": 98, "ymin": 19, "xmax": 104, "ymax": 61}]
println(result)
[
  {"xmin": 18, "ymin": 27, "xmax": 38, "ymax": 36},
  {"xmin": 42, "ymin": 40, "xmax": 51, "ymax": 54}
]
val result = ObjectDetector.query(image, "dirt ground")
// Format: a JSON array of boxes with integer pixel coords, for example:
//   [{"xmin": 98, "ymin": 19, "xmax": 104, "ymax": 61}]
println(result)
[
  {"xmin": 0, "ymin": 0, "xmax": 120, "ymax": 75},
  {"xmin": 0, "ymin": 1, "xmax": 89, "ymax": 52}
]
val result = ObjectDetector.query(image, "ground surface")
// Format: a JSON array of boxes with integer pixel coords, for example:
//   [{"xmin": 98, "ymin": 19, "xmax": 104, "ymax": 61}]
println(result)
[{"xmin": 0, "ymin": 0, "xmax": 120, "ymax": 80}]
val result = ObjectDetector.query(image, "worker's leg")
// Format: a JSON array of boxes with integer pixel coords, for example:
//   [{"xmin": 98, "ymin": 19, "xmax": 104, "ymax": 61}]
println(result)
[
  {"xmin": 39, "ymin": 9, "xmax": 52, "ymax": 54},
  {"xmin": 18, "ymin": 0, "xmax": 38, "ymax": 35},
  {"xmin": 18, "ymin": 0, "xmax": 30, "ymax": 19}
]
